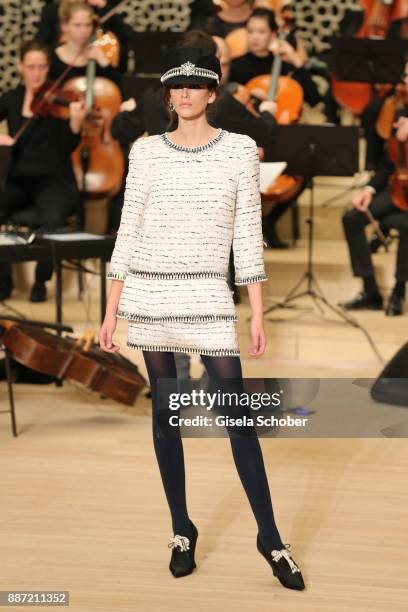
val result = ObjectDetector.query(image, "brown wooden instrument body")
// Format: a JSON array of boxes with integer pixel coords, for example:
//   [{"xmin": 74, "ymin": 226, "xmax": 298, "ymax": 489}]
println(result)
[
  {"xmin": 31, "ymin": 82, "xmax": 80, "ymax": 119},
  {"xmin": 62, "ymin": 75, "xmax": 124, "ymax": 198},
  {"xmin": 376, "ymin": 84, "xmax": 408, "ymax": 139},
  {"xmin": 0, "ymin": 320, "xmax": 146, "ymax": 406},
  {"xmin": 388, "ymin": 136, "xmax": 408, "ymax": 210},
  {"xmin": 245, "ymin": 73, "xmax": 303, "ymax": 123},
  {"xmin": 94, "ymin": 28, "xmax": 120, "ymax": 67}
]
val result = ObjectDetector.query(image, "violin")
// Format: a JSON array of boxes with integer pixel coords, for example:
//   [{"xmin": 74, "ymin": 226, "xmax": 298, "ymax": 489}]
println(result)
[
  {"xmin": 376, "ymin": 83, "xmax": 408, "ymax": 139},
  {"xmin": 31, "ymin": 81, "xmax": 81, "ymax": 119},
  {"xmin": 0, "ymin": 318, "xmax": 147, "ymax": 406},
  {"xmin": 388, "ymin": 133, "xmax": 408, "ymax": 210}
]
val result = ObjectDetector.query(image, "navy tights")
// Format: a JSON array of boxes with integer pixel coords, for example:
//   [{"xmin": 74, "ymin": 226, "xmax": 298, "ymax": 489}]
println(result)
[{"xmin": 142, "ymin": 350, "xmax": 284, "ymax": 553}]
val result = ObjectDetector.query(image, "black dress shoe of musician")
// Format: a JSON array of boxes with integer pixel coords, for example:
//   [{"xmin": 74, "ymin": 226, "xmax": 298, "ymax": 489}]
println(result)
[
  {"xmin": 168, "ymin": 520, "xmax": 198, "ymax": 578},
  {"xmin": 0, "ymin": 280, "xmax": 12, "ymax": 301},
  {"xmin": 256, "ymin": 535, "xmax": 305, "ymax": 591},
  {"xmin": 29, "ymin": 282, "xmax": 47, "ymax": 303},
  {"xmin": 338, "ymin": 291, "xmax": 383, "ymax": 311},
  {"xmin": 385, "ymin": 293, "xmax": 404, "ymax": 317}
]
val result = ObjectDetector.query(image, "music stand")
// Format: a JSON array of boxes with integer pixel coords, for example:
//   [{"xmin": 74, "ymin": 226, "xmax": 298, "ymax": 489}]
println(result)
[
  {"xmin": 320, "ymin": 38, "xmax": 408, "ymax": 208},
  {"xmin": 262, "ymin": 124, "xmax": 382, "ymax": 362},
  {"xmin": 330, "ymin": 37, "xmax": 408, "ymax": 86}
]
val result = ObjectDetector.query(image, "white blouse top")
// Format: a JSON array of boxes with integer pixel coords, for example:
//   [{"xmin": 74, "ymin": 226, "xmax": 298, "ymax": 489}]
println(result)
[{"xmin": 107, "ymin": 128, "xmax": 268, "ymax": 322}]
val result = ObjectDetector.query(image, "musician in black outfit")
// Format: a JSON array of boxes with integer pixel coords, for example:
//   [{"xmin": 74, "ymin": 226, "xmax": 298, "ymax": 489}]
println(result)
[
  {"xmin": 339, "ymin": 110, "xmax": 408, "ymax": 317},
  {"xmin": 0, "ymin": 40, "xmax": 86, "ymax": 303},
  {"xmin": 47, "ymin": 1, "xmax": 123, "ymax": 91},
  {"xmin": 36, "ymin": 0, "xmax": 134, "ymax": 73},
  {"xmin": 229, "ymin": 8, "xmax": 321, "ymax": 108}
]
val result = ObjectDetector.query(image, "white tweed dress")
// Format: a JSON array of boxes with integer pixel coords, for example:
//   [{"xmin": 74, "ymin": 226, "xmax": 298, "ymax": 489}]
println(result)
[{"xmin": 107, "ymin": 128, "xmax": 268, "ymax": 357}]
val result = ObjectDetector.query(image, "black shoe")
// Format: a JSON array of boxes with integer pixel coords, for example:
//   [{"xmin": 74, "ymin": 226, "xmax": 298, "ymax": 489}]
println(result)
[
  {"xmin": 256, "ymin": 535, "xmax": 305, "ymax": 591},
  {"xmin": 168, "ymin": 520, "xmax": 198, "ymax": 578},
  {"xmin": 29, "ymin": 282, "xmax": 47, "ymax": 303},
  {"xmin": 369, "ymin": 233, "xmax": 391, "ymax": 253},
  {"xmin": 0, "ymin": 280, "xmax": 12, "ymax": 301},
  {"xmin": 385, "ymin": 293, "xmax": 404, "ymax": 317},
  {"xmin": 338, "ymin": 291, "xmax": 383, "ymax": 311}
]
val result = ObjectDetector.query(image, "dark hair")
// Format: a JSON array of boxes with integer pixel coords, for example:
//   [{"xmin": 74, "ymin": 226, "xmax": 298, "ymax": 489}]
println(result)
[
  {"xmin": 178, "ymin": 29, "xmax": 217, "ymax": 55},
  {"xmin": 19, "ymin": 39, "xmax": 51, "ymax": 63},
  {"xmin": 248, "ymin": 7, "xmax": 278, "ymax": 32}
]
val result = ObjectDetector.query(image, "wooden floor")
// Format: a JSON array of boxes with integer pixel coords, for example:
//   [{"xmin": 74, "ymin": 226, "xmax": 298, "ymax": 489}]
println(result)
[{"xmin": 1, "ymin": 221, "xmax": 408, "ymax": 609}]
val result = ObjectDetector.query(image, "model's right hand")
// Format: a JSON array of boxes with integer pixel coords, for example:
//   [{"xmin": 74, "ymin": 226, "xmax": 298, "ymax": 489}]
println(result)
[
  {"xmin": 0, "ymin": 134, "xmax": 15, "ymax": 146},
  {"xmin": 352, "ymin": 189, "xmax": 373, "ymax": 212},
  {"xmin": 99, "ymin": 313, "xmax": 120, "ymax": 352}
]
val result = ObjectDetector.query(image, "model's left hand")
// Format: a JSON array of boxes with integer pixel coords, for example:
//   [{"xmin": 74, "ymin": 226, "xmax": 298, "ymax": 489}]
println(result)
[{"xmin": 248, "ymin": 315, "xmax": 266, "ymax": 356}]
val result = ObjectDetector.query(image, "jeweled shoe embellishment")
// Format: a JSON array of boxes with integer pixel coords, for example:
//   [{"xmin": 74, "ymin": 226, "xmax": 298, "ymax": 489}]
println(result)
[
  {"xmin": 271, "ymin": 545, "xmax": 301, "ymax": 574},
  {"xmin": 168, "ymin": 534, "xmax": 190, "ymax": 552}
]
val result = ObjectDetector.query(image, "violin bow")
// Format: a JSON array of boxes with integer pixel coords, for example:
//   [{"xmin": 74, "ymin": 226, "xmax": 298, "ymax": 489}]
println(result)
[
  {"xmin": 98, "ymin": 0, "xmax": 130, "ymax": 26},
  {"xmin": 364, "ymin": 208, "xmax": 390, "ymax": 252}
]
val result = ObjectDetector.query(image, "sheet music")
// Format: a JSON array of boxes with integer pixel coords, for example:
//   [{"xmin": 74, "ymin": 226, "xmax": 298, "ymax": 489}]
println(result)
[
  {"xmin": 0, "ymin": 232, "xmax": 28, "ymax": 246},
  {"xmin": 42, "ymin": 232, "xmax": 106, "ymax": 241},
  {"xmin": 259, "ymin": 162, "xmax": 287, "ymax": 193}
]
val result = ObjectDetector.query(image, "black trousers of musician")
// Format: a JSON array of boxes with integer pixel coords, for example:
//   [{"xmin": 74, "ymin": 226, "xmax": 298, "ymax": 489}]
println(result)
[
  {"xmin": 342, "ymin": 188, "xmax": 408, "ymax": 282},
  {"xmin": 0, "ymin": 176, "xmax": 80, "ymax": 284},
  {"xmin": 143, "ymin": 351, "xmax": 285, "ymax": 553}
]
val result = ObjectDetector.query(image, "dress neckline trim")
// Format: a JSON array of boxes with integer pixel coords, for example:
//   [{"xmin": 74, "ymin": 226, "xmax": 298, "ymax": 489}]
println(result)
[{"xmin": 161, "ymin": 128, "xmax": 225, "ymax": 152}]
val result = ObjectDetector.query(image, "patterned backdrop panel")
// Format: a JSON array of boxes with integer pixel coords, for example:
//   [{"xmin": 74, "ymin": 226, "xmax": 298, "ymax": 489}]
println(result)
[
  {"xmin": 0, "ymin": 0, "xmax": 363, "ymax": 94},
  {"xmin": 0, "ymin": 0, "xmax": 193, "ymax": 93}
]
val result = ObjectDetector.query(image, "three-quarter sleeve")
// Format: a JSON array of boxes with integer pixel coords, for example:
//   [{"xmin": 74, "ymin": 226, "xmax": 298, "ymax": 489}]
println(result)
[
  {"xmin": 232, "ymin": 138, "xmax": 268, "ymax": 285},
  {"xmin": 107, "ymin": 140, "xmax": 149, "ymax": 280}
]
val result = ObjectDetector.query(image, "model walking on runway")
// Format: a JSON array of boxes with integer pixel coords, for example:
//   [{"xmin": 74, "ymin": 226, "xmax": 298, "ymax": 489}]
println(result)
[{"xmin": 99, "ymin": 45, "xmax": 305, "ymax": 591}]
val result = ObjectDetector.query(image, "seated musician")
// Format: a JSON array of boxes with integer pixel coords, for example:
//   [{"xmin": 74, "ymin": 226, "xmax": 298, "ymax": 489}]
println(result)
[
  {"xmin": 36, "ymin": 0, "xmax": 133, "ymax": 73},
  {"xmin": 229, "ymin": 7, "xmax": 321, "ymax": 109},
  {"xmin": 193, "ymin": 0, "xmax": 252, "ymax": 38},
  {"xmin": 49, "ymin": 1, "xmax": 123, "ymax": 90},
  {"xmin": 339, "ymin": 98, "xmax": 408, "ymax": 317},
  {"xmin": 0, "ymin": 40, "xmax": 86, "ymax": 303}
]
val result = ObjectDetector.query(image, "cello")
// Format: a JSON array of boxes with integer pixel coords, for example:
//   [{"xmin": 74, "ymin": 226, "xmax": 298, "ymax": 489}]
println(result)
[
  {"xmin": 62, "ymin": 59, "xmax": 124, "ymax": 198},
  {"xmin": 0, "ymin": 318, "xmax": 147, "ymax": 406}
]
